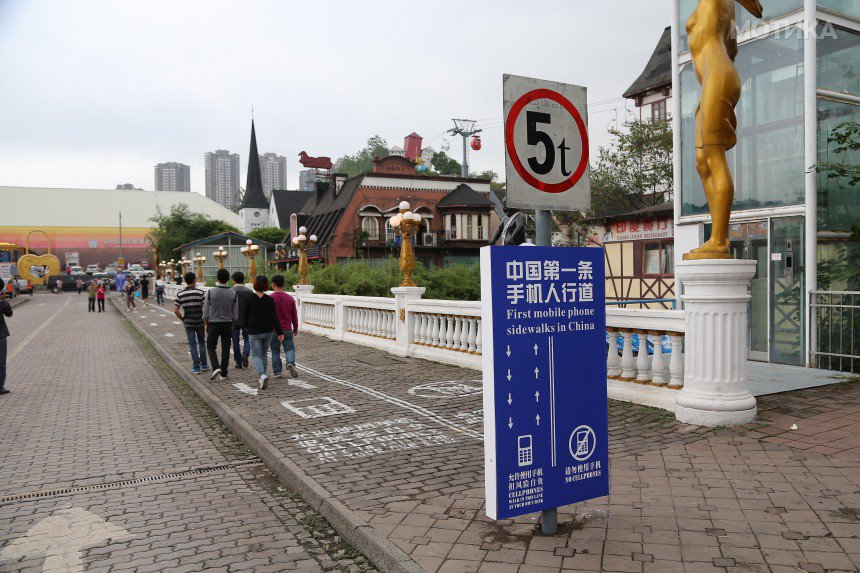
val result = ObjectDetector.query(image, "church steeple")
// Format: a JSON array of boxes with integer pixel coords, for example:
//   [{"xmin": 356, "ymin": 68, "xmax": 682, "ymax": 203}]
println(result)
[{"xmin": 240, "ymin": 120, "xmax": 269, "ymax": 210}]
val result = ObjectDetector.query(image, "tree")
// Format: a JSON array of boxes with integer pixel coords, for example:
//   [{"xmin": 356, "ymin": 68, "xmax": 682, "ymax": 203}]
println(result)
[
  {"xmin": 590, "ymin": 118, "xmax": 673, "ymax": 216},
  {"xmin": 430, "ymin": 151, "xmax": 463, "ymax": 176},
  {"xmin": 335, "ymin": 135, "xmax": 390, "ymax": 178},
  {"xmin": 247, "ymin": 227, "xmax": 287, "ymax": 245},
  {"xmin": 148, "ymin": 204, "xmax": 239, "ymax": 258}
]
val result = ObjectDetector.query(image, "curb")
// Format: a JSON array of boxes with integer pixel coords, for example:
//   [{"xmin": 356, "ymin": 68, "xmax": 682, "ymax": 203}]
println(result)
[{"xmin": 113, "ymin": 299, "xmax": 425, "ymax": 573}]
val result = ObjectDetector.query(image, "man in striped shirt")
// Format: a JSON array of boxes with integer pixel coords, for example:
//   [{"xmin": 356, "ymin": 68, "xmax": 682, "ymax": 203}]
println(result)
[{"xmin": 174, "ymin": 272, "xmax": 209, "ymax": 374}]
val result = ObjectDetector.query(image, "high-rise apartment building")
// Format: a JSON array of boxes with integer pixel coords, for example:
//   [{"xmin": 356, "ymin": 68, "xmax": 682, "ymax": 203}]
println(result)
[
  {"xmin": 154, "ymin": 162, "xmax": 191, "ymax": 192},
  {"xmin": 204, "ymin": 150, "xmax": 240, "ymax": 209},
  {"xmin": 259, "ymin": 152, "xmax": 287, "ymax": 199},
  {"xmin": 299, "ymin": 169, "xmax": 318, "ymax": 192}
]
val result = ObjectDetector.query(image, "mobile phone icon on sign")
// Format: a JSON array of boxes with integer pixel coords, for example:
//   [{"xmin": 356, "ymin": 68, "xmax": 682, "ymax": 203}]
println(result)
[{"xmin": 517, "ymin": 435, "xmax": 533, "ymax": 467}]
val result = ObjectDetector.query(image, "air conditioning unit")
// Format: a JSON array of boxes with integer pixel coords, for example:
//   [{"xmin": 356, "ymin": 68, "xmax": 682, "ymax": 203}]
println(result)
[{"xmin": 422, "ymin": 233, "xmax": 435, "ymax": 245}]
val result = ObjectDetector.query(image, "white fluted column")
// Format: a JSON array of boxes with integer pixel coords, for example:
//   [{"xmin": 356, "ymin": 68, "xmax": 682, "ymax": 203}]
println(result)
[{"xmin": 675, "ymin": 260, "xmax": 757, "ymax": 427}]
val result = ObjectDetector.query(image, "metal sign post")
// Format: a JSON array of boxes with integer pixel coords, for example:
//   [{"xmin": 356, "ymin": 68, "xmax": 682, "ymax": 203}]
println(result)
[{"xmin": 480, "ymin": 246, "xmax": 608, "ymax": 527}]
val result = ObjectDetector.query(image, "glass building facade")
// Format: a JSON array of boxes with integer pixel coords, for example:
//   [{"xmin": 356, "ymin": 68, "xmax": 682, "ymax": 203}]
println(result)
[{"xmin": 674, "ymin": 1, "xmax": 859, "ymax": 370}]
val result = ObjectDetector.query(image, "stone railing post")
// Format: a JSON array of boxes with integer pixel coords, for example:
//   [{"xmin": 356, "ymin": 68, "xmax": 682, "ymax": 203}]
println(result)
[
  {"xmin": 293, "ymin": 284, "xmax": 315, "ymax": 325},
  {"xmin": 675, "ymin": 260, "xmax": 757, "ymax": 426},
  {"xmin": 391, "ymin": 286, "xmax": 425, "ymax": 355}
]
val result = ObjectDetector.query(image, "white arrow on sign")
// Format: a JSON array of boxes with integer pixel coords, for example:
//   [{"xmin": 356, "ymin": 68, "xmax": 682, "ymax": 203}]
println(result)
[
  {"xmin": 507, "ymin": 393, "xmax": 512, "ymax": 405},
  {"xmin": 533, "ymin": 343, "xmax": 538, "ymax": 355},
  {"xmin": 0, "ymin": 508, "xmax": 132, "ymax": 572},
  {"xmin": 534, "ymin": 367, "xmax": 540, "ymax": 379},
  {"xmin": 507, "ymin": 370, "xmax": 512, "ymax": 381},
  {"xmin": 536, "ymin": 414, "xmax": 541, "ymax": 426},
  {"xmin": 508, "ymin": 417, "xmax": 513, "ymax": 429},
  {"xmin": 535, "ymin": 390, "xmax": 540, "ymax": 402},
  {"xmin": 506, "ymin": 345, "xmax": 511, "ymax": 357}
]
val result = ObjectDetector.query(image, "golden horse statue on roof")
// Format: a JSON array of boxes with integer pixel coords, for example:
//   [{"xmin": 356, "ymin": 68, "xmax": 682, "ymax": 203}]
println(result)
[{"xmin": 684, "ymin": 0, "xmax": 764, "ymax": 260}]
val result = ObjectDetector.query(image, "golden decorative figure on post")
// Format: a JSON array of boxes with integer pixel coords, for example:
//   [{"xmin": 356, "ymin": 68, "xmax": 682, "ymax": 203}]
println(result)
[
  {"xmin": 213, "ymin": 247, "xmax": 228, "ymax": 270},
  {"xmin": 389, "ymin": 201, "xmax": 422, "ymax": 287},
  {"xmin": 194, "ymin": 252, "xmax": 207, "ymax": 281},
  {"xmin": 240, "ymin": 239, "xmax": 259, "ymax": 279},
  {"xmin": 683, "ymin": 0, "xmax": 763, "ymax": 260},
  {"xmin": 168, "ymin": 259, "xmax": 176, "ymax": 281},
  {"xmin": 292, "ymin": 226, "xmax": 318, "ymax": 286}
]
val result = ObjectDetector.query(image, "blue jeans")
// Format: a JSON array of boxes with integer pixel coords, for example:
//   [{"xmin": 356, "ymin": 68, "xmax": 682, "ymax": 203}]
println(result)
[
  {"xmin": 271, "ymin": 331, "xmax": 295, "ymax": 374},
  {"xmin": 0, "ymin": 336, "xmax": 6, "ymax": 390},
  {"xmin": 185, "ymin": 326, "xmax": 207, "ymax": 370},
  {"xmin": 249, "ymin": 333, "xmax": 272, "ymax": 377},
  {"xmin": 232, "ymin": 326, "xmax": 250, "ymax": 366}
]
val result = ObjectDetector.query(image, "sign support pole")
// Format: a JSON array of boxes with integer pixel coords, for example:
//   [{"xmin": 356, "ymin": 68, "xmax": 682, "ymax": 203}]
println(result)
[{"xmin": 535, "ymin": 208, "xmax": 558, "ymax": 535}]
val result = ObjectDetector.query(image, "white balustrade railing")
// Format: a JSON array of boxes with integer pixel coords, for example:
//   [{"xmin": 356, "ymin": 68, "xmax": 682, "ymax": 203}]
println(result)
[{"xmin": 305, "ymin": 301, "xmax": 335, "ymax": 330}]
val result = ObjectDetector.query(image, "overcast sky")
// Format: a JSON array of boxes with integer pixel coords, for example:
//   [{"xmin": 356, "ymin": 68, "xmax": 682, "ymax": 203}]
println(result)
[{"xmin": 0, "ymin": 0, "xmax": 671, "ymax": 194}]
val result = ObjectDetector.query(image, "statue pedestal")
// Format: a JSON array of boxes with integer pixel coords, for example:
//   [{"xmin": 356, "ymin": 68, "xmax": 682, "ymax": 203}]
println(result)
[{"xmin": 675, "ymin": 260, "xmax": 758, "ymax": 427}]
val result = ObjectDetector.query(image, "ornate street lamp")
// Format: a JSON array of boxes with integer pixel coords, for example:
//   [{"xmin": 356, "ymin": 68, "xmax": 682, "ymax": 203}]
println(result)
[
  {"xmin": 213, "ymin": 246, "xmax": 228, "ymax": 270},
  {"xmin": 193, "ymin": 252, "xmax": 207, "ymax": 280},
  {"xmin": 179, "ymin": 257, "xmax": 191, "ymax": 280},
  {"xmin": 291, "ymin": 226, "xmax": 317, "ymax": 286},
  {"xmin": 168, "ymin": 259, "xmax": 176, "ymax": 281},
  {"xmin": 389, "ymin": 201, "xmax": 422, "ymax": 287},
  {"xmin": 158, "ymin": 261, "xmax": 167, "ymax": 280},
  {"xmin": 240, "ymin": 239, "xmax": 260, "ymax": 279}
]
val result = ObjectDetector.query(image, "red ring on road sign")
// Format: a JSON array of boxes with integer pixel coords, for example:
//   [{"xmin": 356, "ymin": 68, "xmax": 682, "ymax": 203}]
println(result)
[{"xmin": 505, "ymin": 88, "xmax": 589, "ymax": 194}]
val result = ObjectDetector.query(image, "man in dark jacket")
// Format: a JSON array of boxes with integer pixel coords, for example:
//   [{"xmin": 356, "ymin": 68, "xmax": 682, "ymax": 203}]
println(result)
[
  {"xmin": 231, "ymin": 271, "xmax": 253, "ymax": 370},
  {"xmin": 0, "ymin": 278, "xmax": 13, "ymax": 395}
]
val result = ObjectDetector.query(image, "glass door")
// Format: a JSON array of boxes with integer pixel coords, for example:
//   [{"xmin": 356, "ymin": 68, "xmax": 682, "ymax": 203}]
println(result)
[
  {"xmin": 728, "ymin": 222, "xmax": 769, "ymax": 361},
  {"xmin": 769, "ymin": 217, "xmax": 805, "ymax": 365}
]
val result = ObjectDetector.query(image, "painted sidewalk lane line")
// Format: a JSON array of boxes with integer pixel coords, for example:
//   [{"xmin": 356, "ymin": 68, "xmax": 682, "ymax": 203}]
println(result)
[{"xmin": 7, "ymin": 296, "xmax": 72, "ymax": 362}]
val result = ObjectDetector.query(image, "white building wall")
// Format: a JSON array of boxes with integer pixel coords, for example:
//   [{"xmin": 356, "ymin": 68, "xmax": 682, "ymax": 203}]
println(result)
[{"xmin": 0, "ymin": 186, "xmax": 242, "ymax": 228}]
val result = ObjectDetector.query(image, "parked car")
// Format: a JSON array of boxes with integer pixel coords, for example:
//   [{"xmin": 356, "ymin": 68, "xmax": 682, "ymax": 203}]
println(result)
[
  {"xmin": 126, "ymin": 264, "xmax": 154, "ymax": 279},
  {"xmin": 69, "ymin": 266, "xmax": 86, "ymax": 277},
  {"xmin": 85, "ymin": 264, "xmax": 101, "ymax": 275},
  {"xmin": 8, "ymin": 277, "xmax": 32, "ymax": 296}
]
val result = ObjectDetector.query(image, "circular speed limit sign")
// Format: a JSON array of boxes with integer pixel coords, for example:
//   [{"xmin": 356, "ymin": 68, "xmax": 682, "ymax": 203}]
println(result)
[{"xmin": 505, "ymin": 86, "xmax": 589, "ymax": 195}]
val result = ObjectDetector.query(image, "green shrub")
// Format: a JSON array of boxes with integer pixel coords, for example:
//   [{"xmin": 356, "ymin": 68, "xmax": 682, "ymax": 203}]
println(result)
[{"xmin": 265, "ymin": 259, "xmax": 481, "ymax": 300}]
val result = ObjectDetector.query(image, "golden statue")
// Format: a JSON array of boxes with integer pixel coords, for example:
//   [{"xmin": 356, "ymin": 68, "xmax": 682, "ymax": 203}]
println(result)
[{"xmin": 683, "ymin": 0, "xmax": 763, "ymax": 260}]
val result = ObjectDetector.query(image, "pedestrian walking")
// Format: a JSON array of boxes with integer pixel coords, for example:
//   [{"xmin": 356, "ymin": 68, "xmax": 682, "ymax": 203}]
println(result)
[
  {"xmin": 55, "ymin": 277, "xmax": 63, "ymax": 294},
  {"xmin": 174, "ymin": 272, "xmax": 209, "ymax": 374},
  {"xmin": 86, "ymin": 281, "xmax": 97, "ymax": 312},
  {"xmin": 270, "ymin": 275, "xmax": 299, "ymax": 379},
  {"xmin": 203, "ymin": 269, "xmax": 238, "ymax": 382},
  {"xmin": 155, "ymin": 277, "xmax": 165, "ymax": 306},
  {"xmin": 76, "ymin": 277, "xmax": 84, "ymax": 295},
  {"xmin": 231, "ymin": 271, "xmax": 252, "ymax": 370},
  {"xmin": 243, "ymin": 275, "xmax": 283, "ymax": 390},
  {"xmin": 5, "ymin": 280, "xmax": 13, "ymax": 299},
  {"xmin": 96, "ymin": 282, "xmax": 106, "ymax": 312},
  {"xmin": 139, "ymin": 276, "xmax": 150, "ymax": 307},
  {"xmin": 0, "ymin": 279, "xmax": 12, "ymax": 395},
  {"xmin": 124, "ymin": 279, "xmax": 136, "ymax": 311}
]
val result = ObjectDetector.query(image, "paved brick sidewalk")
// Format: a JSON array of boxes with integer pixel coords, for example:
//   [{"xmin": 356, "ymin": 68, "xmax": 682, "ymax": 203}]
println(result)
[
  {"xmin": 131, "ymin": 301, "xmax": 860, "ymax": 573},
  {"xmin": 0, "ymin": 295, "xmax": 379, "ymax": 572}
]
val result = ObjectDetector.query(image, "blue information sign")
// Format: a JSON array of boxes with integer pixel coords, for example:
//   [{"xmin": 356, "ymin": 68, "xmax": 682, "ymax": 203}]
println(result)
[{"xmin": 480, "ymin": 246, "xmax": 608, "ymax": 520}]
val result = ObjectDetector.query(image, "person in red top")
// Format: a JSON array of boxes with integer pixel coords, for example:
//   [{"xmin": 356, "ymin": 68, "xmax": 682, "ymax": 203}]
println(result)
[
  {"xmin": 96, "ymin": 281, "xmax": 107, "ymax": 313},
  {"xmin": 269, "ymin": 274, "xmax": 299, "ymax": 378}
]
